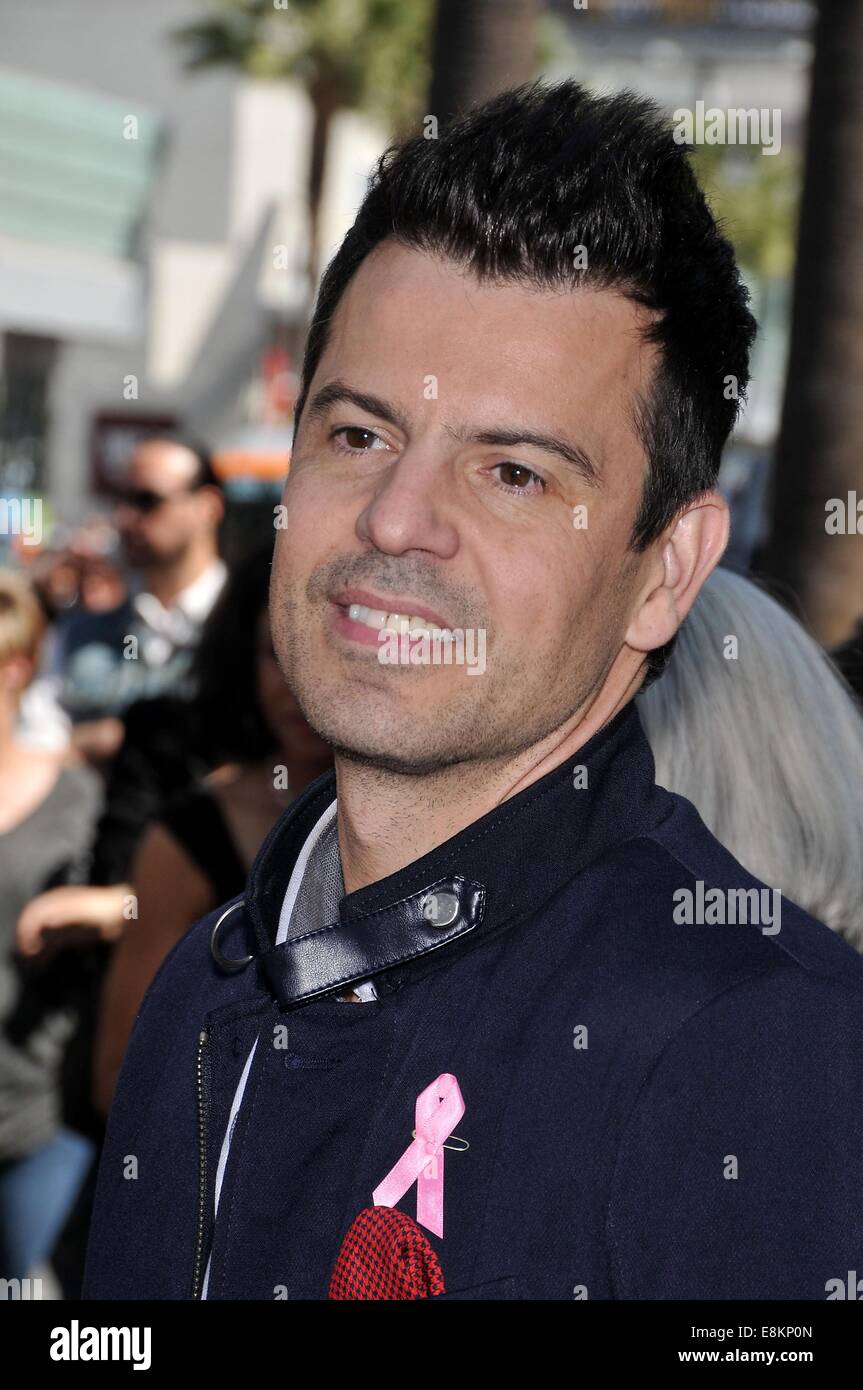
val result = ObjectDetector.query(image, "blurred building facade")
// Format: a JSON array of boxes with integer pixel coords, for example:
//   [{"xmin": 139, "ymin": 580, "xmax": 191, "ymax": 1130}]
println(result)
[
  {"xmin": 0, "ymin": 0, "xmax": 387, "ymax": 526},
  {"xmin": 0, "ymin": 0, "xmax": 815, "ymax": 562}
]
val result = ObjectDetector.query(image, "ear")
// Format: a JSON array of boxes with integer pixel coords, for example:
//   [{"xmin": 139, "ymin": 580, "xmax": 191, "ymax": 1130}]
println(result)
[
  {"xmin": 198, "ymin": 485, "xmax": 225, "ymax": 526},
  {"xmin": 625, "ymin": 490, "xmax": 729, "ymax": 657}
]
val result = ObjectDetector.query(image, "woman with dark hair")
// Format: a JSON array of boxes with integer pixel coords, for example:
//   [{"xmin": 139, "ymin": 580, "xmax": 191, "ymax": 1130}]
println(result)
[{"xmin": 90, "ymin": 547, "xmax": 332, "ymax": 1114}]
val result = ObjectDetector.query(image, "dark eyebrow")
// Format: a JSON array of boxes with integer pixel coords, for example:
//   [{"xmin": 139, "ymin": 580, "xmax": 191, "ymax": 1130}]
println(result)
[
  {"xmin": 305, "ymin": 379, "xmax": 601, "ymax": 488},
  {"xmin": 448, "ymin": 425, "xmax": 601, "ymax": 488},
  {"xmin": 305, "ymin": 380, "xmax": 411, "ymax": 434}
]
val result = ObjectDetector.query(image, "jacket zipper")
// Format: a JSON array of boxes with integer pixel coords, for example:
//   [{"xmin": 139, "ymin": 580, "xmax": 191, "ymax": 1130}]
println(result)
[{"xmin": 191, "ymin": 1026, "xmax": 210, "ymax": 1299}]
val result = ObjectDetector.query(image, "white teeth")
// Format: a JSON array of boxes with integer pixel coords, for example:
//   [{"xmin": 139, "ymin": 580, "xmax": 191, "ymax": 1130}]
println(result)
[
  {"xmin": 347, "ymin": 603, "xmax": 388, "ymax": 629},
  {"xmin": 345, "ymin": 603, "xmax": 452, "ymax": 637}
]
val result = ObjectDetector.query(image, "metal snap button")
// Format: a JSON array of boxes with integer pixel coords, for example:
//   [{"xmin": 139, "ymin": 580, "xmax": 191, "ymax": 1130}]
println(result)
[{"xmin": 420, "ymin": 890, "xmax": 460, "ymax": 927}]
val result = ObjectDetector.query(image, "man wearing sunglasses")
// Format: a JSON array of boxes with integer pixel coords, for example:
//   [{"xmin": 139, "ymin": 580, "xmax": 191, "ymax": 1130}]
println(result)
[{"xmin": 58, "ymin": 435, "xmax": 226, "ymax": 757}]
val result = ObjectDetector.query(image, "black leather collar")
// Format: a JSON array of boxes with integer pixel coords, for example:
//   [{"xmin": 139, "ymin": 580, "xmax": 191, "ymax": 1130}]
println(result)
[{"xmin": 232, "ymin": 698, "xmax": 669, "ymax": 1008}]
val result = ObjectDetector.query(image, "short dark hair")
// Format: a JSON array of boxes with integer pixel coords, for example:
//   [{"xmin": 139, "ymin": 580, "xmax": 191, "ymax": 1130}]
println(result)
[{"xmin": 293, "ymin": 79, "xmax": 757, "ymax": 688}]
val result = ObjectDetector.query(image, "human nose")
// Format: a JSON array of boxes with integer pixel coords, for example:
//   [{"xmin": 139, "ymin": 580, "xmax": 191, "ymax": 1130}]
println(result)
[{"xmin": 355, "ymin": 451, "xmax": 459, "ymax": 560}]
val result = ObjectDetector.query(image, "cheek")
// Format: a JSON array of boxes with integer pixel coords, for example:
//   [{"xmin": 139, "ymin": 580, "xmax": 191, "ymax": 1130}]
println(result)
[
  {"xmin": 571, "ymin": 499, "xmax": 635, "ymax": 602},
  {"xmin": 155, "ymin": 508, "xmax": 188, "ymax": 541},
  {"xmin": 488, "ymin": 551, "xmax": 569, "ymax": 654},
  {"xmin": 491, "ymin": 526, "xmax": 602, "ymax": 642},
  {"xmin": 500, "ymin": 545, "xmax": 627, "ymax": 681},
  {"xmin": 281, "ymin": 470, "xmax": 346, "ymax": 566}
]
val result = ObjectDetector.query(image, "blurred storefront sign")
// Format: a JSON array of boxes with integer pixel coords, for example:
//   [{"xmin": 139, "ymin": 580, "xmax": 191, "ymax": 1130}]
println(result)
[{"xmin": 210, "ymin": 342, "xmax": 295, "ymax": 499}]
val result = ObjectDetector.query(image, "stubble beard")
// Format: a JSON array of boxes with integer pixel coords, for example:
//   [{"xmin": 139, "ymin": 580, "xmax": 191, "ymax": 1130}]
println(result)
[{"xmin": 270, "ymin": 586, "xmax": 601, "ymax": 779}]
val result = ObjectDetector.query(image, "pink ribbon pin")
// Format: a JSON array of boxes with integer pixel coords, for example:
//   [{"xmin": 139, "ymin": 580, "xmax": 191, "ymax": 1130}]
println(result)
[{"xmin": 372, "ymin": 1073, "xmax": 465, "ymax": 1239}]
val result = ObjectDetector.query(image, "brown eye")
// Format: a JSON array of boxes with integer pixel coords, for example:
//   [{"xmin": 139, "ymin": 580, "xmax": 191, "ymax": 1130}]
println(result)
[
  {"xmin": 493, "ymin": 462, "xmax": 545, "ymax": 493},
  {"xmin": 333, "ymin": 426, "xmax": 386, "ymax": 454},
  {"xmin": 343, "ymin": 427, "xmax": 375, "ymax": 449}
]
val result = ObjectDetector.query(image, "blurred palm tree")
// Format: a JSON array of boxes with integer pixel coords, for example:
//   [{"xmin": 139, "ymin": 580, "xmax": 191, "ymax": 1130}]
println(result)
[
  {"xmin": 173, "ymin": 0, "xmax": 434, "ymax": 295},
  {"xmin": 757, "ymin": 0, "xmax": 863, "ymax": 644},
  {"xmin": 428, "ymin": 0, "xmax": 541, "ymax": 126},
  {"xmin": 691, "ymin": 145, "xmax": 799, "ymax": 289}
]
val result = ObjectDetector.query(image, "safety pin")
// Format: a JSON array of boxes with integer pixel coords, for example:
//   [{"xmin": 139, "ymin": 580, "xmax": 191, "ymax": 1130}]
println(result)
[{"xmin": 411, "ymin": 1128, "xmax": 470, "ymax": 1152}]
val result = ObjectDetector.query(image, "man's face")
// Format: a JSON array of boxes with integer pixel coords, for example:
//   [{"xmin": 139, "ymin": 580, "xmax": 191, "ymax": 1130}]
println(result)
[
  {"xmin": 271, "ymin": 241, "xmax": 661, "ymax": 774},
  {"xmin": 113, "ymin": 441, "xmax": 212, "ymax": 569}
]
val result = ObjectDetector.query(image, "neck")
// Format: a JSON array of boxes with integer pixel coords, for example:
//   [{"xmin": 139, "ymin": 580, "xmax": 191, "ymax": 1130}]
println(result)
[
  {"xmin": 335, "ymin": 656, "xmax": 644, "ymax": 894},
  {"xmin": 144, "ymin": 540, "xmax": 217, "ymax": 607}
]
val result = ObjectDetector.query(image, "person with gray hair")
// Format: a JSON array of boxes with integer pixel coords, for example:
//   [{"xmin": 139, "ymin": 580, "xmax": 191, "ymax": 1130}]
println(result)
[{"xmin": 638, "ymin": 565, "xmax": 863, "ymax": 951}]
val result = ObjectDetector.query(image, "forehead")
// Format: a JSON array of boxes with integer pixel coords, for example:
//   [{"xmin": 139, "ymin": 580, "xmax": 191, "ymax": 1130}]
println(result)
[
  {"xmin": 128, "ymin": 442, "xmax": 198, "ymax": 489},
  {"xmin": 316, "ymin": 241, "xmax": 659, "ymax": 459}
]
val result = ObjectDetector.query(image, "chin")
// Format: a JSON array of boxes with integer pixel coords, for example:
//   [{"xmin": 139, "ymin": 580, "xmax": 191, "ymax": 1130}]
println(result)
[
  {"xmin": 329, "ymin": 740, "xmax": 464, "ymax": 777},
  {"xmin": 290, "ymin": 666, "xmax": 483, "ymax": 771}
]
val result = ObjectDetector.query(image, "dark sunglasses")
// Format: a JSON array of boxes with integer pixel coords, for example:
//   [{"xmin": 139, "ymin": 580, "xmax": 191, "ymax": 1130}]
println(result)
[{"xmin": 111, "ymin": 486, "xmax": 195, "ymax": 514}]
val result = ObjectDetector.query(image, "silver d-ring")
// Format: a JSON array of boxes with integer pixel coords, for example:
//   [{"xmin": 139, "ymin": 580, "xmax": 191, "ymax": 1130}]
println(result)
[{"xmin": 210, "ymin": 900, "xmax": 254, "ymax": 973}]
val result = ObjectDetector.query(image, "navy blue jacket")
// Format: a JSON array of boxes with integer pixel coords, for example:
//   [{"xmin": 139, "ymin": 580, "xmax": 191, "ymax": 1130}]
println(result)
[{"xmin": 84, "ymin": 701, "xmax": 863, "ymax": 1300}]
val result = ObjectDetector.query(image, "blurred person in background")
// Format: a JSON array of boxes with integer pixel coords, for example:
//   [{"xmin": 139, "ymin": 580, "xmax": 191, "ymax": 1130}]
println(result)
[
  {"xmin": 15, "ymin": 526, "xmax": 127, "ymax": 759},
  {"xmin": 14, "ymin": 468, "xmax": 224, "ymax": 1290},
  {"xmin": 0, "ymin": 570, "xmax": 102, "ymax": 1282},
  {"xmin": 638, "ymin": 566, "xmax": 863, "ymax": 951},
  {"xmin": 12, "ymin": 545, "xmax": 81, "ymax": 759},
  {"xmin": 16, "ymin": 478, "xmax": 232, "ymax": 1163},
  {"xmin": 27, "ymin": 520, "xmax": 127, "ymax": 624},
  {"xmin": 57, "ymin": 434, "xmax": 226, "ymax": 767},
  {"xmin": 16, "ymin": 548, "xmax": 331, "ymax": 1291},
  {"xmin": 16, "ymin": 547, "xmax": 303, "ymax": 970},
  {"xmin": 91, "ymin": 546, "xmax": 333, "ymax": 1114}
]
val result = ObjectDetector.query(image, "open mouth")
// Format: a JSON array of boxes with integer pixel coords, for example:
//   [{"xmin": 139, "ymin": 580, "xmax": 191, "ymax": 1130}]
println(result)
[
  {"xmin": 329, "ymin": 588, "xmax": 456, "ymax": 647},
  {"xmin": 330, "ymin": 601, "xmax": 456, "ymax": 649},
  {"xmin": 340, "ymin": 601, "xmax": 454, "ymax": 638}
]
